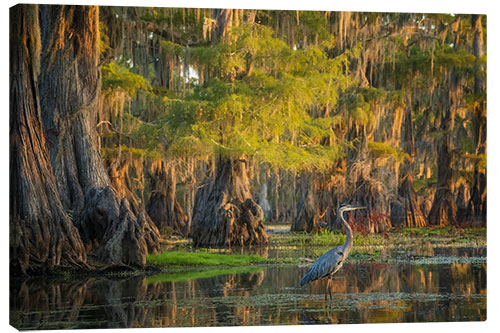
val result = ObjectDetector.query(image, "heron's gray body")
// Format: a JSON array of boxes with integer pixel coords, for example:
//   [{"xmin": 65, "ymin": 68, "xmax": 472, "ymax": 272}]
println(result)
[
  {"xmin": 300, "ymin": 240, "xmax": 351, "ymax": 286},
  {"xmin": 300, "ymin": 204, "xmax": 363, "ymax": 297}
]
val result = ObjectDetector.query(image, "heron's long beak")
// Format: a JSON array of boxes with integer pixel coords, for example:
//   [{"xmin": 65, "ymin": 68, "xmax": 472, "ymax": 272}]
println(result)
[{"xmin": 351, "ymin": 206, "xmax": 366, "ymax": 210}]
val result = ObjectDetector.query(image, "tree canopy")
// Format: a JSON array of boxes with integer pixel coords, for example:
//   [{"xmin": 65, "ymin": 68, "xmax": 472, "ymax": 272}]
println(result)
[{"xmin": 96, "ymin": 8, "xmax": 485, "ymax": 232}]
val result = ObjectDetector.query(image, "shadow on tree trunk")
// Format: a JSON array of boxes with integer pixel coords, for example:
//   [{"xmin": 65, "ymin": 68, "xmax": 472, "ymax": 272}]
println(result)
[
  {"xmin": 9, "ymin": 4, "xmax": 88, "ymax": 276},
  {"xmin": 190, "ymin": 156, "xmax": 269, "ymax": 246},
  {"xmin": 11, "ymin": 4, "xmax": 160, "ymax": 274},
  {"xmin": 147, "ymin": 161, "xmax": 188, "ymax": 236}
]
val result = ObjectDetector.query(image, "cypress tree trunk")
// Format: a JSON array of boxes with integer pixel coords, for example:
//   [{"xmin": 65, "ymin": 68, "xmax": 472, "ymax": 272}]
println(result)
[
  {"xmin": 428, "ymin": 118, "xmax": 457, "ymax": 226},
  {"xmin": 428, "ymin": 18, "xmax": 462, "ymax": 227},
  {"xmin": 9, "ymin": 4, "xmax": 87, "ymax": 275},
  {"xmin": 38, "ymin": 5, "xmax": 159, "ymax": 268},
  {"xmin": 147, "ymin": 161, "xmax": 188, "ymax": 236},
  {"xmin": 428, "ymin": 68, "xmax": 458, "ymax": 228},
  {"xmin": 291, "ymin": 172, "xmax": 318, "ymax": 232},
  {"xmin": 107, "ymin": 158, "xmax": 141, "ymax": 214},
  {"xmin": 257, "ymin": 181, "xmax": 271, "ymax": 221},
  {"xmin": 464, "ymin": 14, "xmax": 486, "ymax": 226},
  {"xmin": 190, "ymin": 9, "xmax": 268, "ymax": 245},
  {"xmin": 190, "ymin": 156, "xmax": 269, "ymax": 246},
  {"xmin": 346, "ymin": 131, "xmax": 392, "ymax": 233},
  {"xmin": 392, "ymin": 102, "xmax": 427, "ymax": 227}
]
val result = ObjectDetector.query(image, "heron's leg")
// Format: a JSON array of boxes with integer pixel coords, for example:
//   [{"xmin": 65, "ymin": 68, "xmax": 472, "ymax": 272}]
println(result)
[
  {"xmin": 328, "ymin": 277, "xmax": 333, "ymax": 300},
  {"xmin": 325, "ymin": 278, "xmax": 331, "ymax": 301}
]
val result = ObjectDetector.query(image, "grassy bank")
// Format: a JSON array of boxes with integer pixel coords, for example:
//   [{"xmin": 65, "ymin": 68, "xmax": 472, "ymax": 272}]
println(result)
[{"xmin": 146, "ymin": 251, "xmax": 270, "ymax": 268}]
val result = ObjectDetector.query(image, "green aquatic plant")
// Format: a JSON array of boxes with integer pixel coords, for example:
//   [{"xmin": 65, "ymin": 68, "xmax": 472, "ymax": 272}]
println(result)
[
  {"xmin": 286, "ymin": 230, "xmax": 345, "ymax": 247},
  {"xmin": 269, "ymin": 226, "xmax": 486, "ymax": 260},
  {"xmin": 396, "ymin": 226, "xmax": 486, "ymax": 238},
  {"xmin": 146, "ymin": 251, "xmax": 269, "ymax": 267},
  {"xmin": 283, "ymin": 229, "xmax": 386, "ymax": 248}
]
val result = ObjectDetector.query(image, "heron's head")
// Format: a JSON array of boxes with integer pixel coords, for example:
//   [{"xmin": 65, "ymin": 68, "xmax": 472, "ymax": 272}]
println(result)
[{"xmin": 338, "ymin": 203, "xmax": 366, "ymax": 215}]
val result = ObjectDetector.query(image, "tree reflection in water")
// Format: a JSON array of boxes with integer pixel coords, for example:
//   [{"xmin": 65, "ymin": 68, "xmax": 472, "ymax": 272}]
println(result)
[{"xmin": 10, "ymin": 249, "xmax": 486, "ymax": 329}]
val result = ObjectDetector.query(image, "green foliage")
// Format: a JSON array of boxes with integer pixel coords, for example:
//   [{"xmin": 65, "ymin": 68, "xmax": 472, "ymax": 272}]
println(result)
[
  {"xmin": 413, "ymin": 178, "xmax": 428, "ymax": 193},
  {"xmin": 160, "ymin": 40, "xmax": 184, "ymax": 58},
  {"xmin": 294, "ymin": 11, "xmax": 331, "ymax": 44},
  {"xmin": 360, "ymin": 87, "xmax": 388, "ymax": 103},
  {"xmin": 290, "ymin": 230, "xmax": 346, "ymax": 247},
  {"xmin": 368, "ymin": 141, "xmax": 409, "ymax": 162},
  {"xmin": 285, "ymin": 229, "xmax": 385, "ymax": 247},
  {"xmin": 101, "ymin": 145, "xmax": 147, "ymax": 160},
  {"xmin": 102, "ymin": 62, "xmax": 152, "ymax": 95},
  {"xmin": 138, "ymin": 7, "xmax": 204, "ymax": 42},
  {"xmin": 97, "ymin": 9, "xmax": 486, "ymax": 227},
  {"xmin": 390, "ymin": 90, "xmax": 406, "ymax": 108},
  {"xmin": 344, "ymin": 93, "xmax": 374, "ymax": 126},
  {"xmin": 340, "ymin": 85, "xmax": 388, "ymax": 129},
  {"xmin": 397, "ymin": 226, "xmax": 486, "ymax": 238},
  {"xmin": 394, "ymin": 43, "xmax": 476, "ymax": 82},
  {"xmin": 99, "ymin": 21, "xmax": 111, "ymax": 57},
  {"xmin": 157, "ymin": 23, "xmax": 355, "ymax": 170},
  {"xmin": 461, "ymin": 153, "xmax": 486, "ymax": 172},
  {"xmin": 434, "ymin": 45, "xmax": 476, "ymax": 71}
]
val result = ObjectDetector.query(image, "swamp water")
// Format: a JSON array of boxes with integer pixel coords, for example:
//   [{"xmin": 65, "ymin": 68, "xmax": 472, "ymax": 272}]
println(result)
[{"xmin": 10, "ymin": 245, "xmax": 486, "ymax": 329}]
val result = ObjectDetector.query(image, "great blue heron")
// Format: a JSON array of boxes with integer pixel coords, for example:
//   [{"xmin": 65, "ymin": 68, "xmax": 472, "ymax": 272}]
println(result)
[{"xmin": 300, "ymin": 204, "xmax": 366, "ymax": 300}]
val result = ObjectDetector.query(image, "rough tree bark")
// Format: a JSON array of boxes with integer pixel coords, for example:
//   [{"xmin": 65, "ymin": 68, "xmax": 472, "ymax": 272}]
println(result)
[
  {"xmin": 37, "ymin": 4, "xmax": 159, "ymax": 268},
  {"xmin": 291, "ymin": 172, "xmax": 318, "ymax": 232},
  {"xmin": 146, "ymin": 161, "xmax": 188, "ymax": 236},
  {"xmin": 428, "ymin": 17, "xmax": 465, "ymax": 227},
  {"xmin": 464, "ymin": 14, "xmax": 486, "ymax": 226},
  {"xmin": 428, "ymin": 117, "xmax": 457, "ymax": 226},
  {"xmin": 190, "ymin": 156, "xmax": 269, "ymax": 246},
  {"xmin": 428, "ymin": 57, "xmax": 462, "ymax": 225},
  {"xmin": 9, "ymin": 4, "xmax": 87, "ymax": 275},
  {"xmin": 189, "ymin": 9, "xmax": 268, "ymax": 246},
  {"xmin": 392, "ymin": 102, "xmax": 427, "ymax": 227},
  {"xmin": 346, "ymin": 132, "xmax": 392, "ymax": 232}
]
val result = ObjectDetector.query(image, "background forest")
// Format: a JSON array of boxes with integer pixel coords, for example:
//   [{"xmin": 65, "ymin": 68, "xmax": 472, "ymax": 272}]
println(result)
[
  {"xmin": 96, "ymin": 8, "xmax": 486, "ymax": 231},
  {"xmin": 9, "ymin": 3, "xmax": 486, "ymax": 275}
]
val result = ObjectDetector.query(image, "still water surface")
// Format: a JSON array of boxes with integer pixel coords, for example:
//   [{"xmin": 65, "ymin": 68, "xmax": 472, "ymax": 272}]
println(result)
[{"xmin": 10, "ymin": 246, "xmax": 486, "ymax": 329}]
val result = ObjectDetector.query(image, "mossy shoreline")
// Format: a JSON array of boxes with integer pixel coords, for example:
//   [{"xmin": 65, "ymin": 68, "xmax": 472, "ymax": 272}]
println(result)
[
  {"xmin": 146, "ymin": 251, "xmax": 270, "ymax": 268},
  {"xmin": 143, "ymin": 226, "xmax": 486, "ymax": 282},
  {"xmin": 13, "ymin": 226, "xmax": 486, "ymax": 280}
]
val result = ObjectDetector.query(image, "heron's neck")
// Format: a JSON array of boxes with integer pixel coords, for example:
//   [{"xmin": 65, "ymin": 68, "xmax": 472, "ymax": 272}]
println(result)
[{"xmin": 341, "ymin": 214, "xmax": 354, "ymax": 254}]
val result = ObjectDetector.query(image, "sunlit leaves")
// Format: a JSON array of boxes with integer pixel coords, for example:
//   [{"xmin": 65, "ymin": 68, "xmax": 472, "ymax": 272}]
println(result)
[
  {"xmin": 160, "ymin": 41, "xmax": 184, "ymax": 58},
  {"xmin": 157, "ymin": 24, "xmax": 356, "ymax": 171},
  {"xmin": 394, "ymin": 43, "xmax": 476, "ymax": 82},
  {"xmin": 368, "ymin": 141, "xmax": 409, "ymax": 162},
  {"xmin": 102, "ymin": 62, "xmax": 152, "ymax": 95}
]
